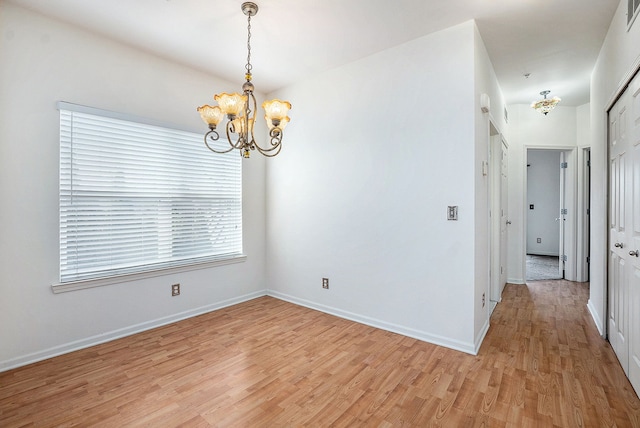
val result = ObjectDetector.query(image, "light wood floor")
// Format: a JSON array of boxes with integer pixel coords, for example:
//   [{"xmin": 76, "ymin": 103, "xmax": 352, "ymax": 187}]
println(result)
[{"xmin": 1, "ymin": 281, "xmax": 640, "ymax": 427}]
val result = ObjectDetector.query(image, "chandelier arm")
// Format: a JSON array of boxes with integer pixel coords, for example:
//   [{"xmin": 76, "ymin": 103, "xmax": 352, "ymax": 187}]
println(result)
[
  {"xmin": 268, "ymin": 129, "xmax": 283, "ymax": 149},
  {"xmin": 254, "ymin": 128, "xmax": 283, "ymax": 154},
  {"xmin": 204, "ymin": 130, "xmax": 234, "ymax": 154},
  {"xmin": 255, "ymin": 137, "xmax": 283, "ymax": 157},
  {"xmin": 225, "ymin": 120, "xmax": 246, "ymax": 150}
]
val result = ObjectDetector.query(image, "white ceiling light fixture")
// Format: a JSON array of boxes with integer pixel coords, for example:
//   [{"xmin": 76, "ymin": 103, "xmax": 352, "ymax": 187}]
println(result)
[
  {"xmin": 531, "ymin": 90, "xmax": 561, "ymax": 115},
  {"xmin": 197, "ymin": 2, "xmax": 291, "ymax": 158}
]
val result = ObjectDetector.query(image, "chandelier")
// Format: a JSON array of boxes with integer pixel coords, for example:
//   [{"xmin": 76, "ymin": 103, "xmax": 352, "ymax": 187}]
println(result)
[
  {"xmin": 531, "ymin": 90, "xmax": 561, "ymax": 115},
  {"xmin": 197, "ymin": 2, "xmax": 291, "ymax": 158}
]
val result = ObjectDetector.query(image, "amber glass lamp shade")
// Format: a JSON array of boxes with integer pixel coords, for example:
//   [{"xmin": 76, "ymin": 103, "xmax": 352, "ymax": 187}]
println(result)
[
  {"xmin": 231, "ymin": 117, "xmax": 254, "ymax": 134},
  {"xmin": 215, "ymin": 93, "xmax": 248, "ymax": 117},
  {"xmin": 197, "ymin": 105, "xmax": 224, "ymax": 127},
  {"xmin": 262, "ymin": 99, "xmax": 291, "ymax": 121}
]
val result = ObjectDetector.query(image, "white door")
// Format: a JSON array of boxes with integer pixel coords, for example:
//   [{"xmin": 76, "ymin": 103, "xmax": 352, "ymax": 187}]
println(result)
[
  {"xmin": 559, "ymin": 152, "xmax": 567, "ymax": 278},
  {"xmin": 499, "ymin": 141, "xmax": 509, "ymax": 293},
  {"xmin": 609, "ymin": 88, "xmax": 629, "ymax": 374},
  {"xmin": 627, "ymin": 72, "xmax": 640, "ymax": 395},
  {"xmin": 490, "ymin": 135, "xmax": 508, "ymax": 307}
]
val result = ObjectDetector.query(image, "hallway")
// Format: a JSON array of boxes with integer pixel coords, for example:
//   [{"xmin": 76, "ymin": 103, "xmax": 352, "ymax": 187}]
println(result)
[{"xmin": 485, "ymin": 280, "xmax": 640, "ymax": 425}]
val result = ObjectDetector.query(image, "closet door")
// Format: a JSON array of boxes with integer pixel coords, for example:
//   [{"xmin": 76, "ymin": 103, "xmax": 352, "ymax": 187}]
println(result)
[
  {"xmin": 609, "ymin": 71, "xmax": 640, "ymax": 396},
  {"xmin": 609, "ymin": 92, "xmax": 629, "ymax": 374},
  {"xmin": 628, "ymin": 73, "xmax": 640, "ymax": 394}
]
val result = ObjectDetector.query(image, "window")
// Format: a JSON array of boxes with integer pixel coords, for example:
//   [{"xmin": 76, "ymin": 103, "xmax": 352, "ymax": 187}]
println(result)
[
  {"xmin": 58, "ymin": 102, "xmax": 242, "ymax": 284},
  {"xmin": 629, "ymin": 0, "xmax": 640, "ymax": 28}
]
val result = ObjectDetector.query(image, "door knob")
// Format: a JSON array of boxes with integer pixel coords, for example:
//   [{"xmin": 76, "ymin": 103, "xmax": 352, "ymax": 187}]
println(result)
[
  {"xmin": 630, "ymin": 250, "xmax": 639, "ymax": 257},
  {"xmin": 615, "ymin": 242, "xmax": 624, "ymax": 248}
]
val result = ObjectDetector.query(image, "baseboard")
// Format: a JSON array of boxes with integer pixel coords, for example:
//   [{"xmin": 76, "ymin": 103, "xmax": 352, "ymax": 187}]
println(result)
[
  {"xmin": 0, "ymin": 290, "xmax": 266, "ymax": 373},
  {"xmin": 267, "ymin": 290, "xmax": 477, "ymax": 355},
  {"xmin": 526, "ymin": 252, "xmax": 560, "ymax": 257},
  {"xmin": 507, "ymin": 277, "xmax": 526, "ymax": 285},
  {"xmin": 2, "ymin": 288, "xmax": 484, "ymax": 372},
  {"xmin": 474, "ymin": 319, "xmax": 490, "ymax": 354},
  {"xmin": 587, "ymin": 298, "xmax": 605, "ymax": 337}
]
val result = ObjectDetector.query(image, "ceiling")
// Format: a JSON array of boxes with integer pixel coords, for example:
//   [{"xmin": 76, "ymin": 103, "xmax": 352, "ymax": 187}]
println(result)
[{"xmin": 6, "ymin": 0, "xmax": 620, "ymax": 106}]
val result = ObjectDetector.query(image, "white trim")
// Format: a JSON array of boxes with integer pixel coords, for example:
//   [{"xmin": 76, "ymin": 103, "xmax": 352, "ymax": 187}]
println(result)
[
  {"xmin": 527, "ymin": 251, "xmax": 561, "ymax": 257},
  {"xmin": 52, "ymin": 254, "xmax": 247, "ymax": 294},
  {"xmin": 0, "ymin": 290, "xmax": 265, "ymax": 373},
  {"xmin": 4, "ymin": 287, "xmax": 492, "ymax": 372},
  {"xmin": 57, "ymin": 101, "xmax": 202, "ymax": 135},
  {"xmin": 576, "ymin": 147, "xmax": 591, "ymax": 283},
  {"xmin": 587, "ymin": 298, "xmax": 605, "ymax": 336},
  {"xmin": 628, "ymin": 0, "xmax": 640, "ymax": 31},
  {"xmin": 267, "ymin": 290, "xmax": 478, "ymax": 355},
  {"xmin": 604, "ymin": 54, "xmax": 640, "ymax": 112},
  {"xmin": 474, "ymin": 319, "xmax": 491, "ymax": 354},
  {"xmin": 524, "ymin": 146, "xmax": 579, "ymax": 281}
]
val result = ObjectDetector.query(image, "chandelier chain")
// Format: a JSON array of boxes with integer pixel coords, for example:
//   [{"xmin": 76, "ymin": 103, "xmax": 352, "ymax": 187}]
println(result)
[{"xmin": 245, "ymin": 14, "xmax": 252, "ymax": 79}]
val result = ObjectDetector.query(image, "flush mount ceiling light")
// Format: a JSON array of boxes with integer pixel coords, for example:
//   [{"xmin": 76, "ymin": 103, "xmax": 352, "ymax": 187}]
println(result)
[
  {"xmin": 531, "ymin": 90, "xmax": 561, "ymax": 115},
  {"xmin": 197, "ymin": 2, "xmax": 291, "ymax": 158}
]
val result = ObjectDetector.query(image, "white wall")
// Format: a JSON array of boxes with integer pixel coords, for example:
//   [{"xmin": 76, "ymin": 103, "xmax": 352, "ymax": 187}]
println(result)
[
  {"xmin": 265, "ymin": 21, "xmax": 498, "ymax": 354},
  {"xmin": 473, "ymin": 24, "xmax": 507, "ymax": 343},
  {"xmin": 0, "ymin": 2, "xmax": 268, "ymax": 370},
  {"xmin": 589, "ymin": 0, "xmax": 640, "ymax": 335},
  {"xmin": 506, "ymin": 104, "xmax": 578, "ymax": 283},
  {"xmin": 526, "ymin": 150, "xmax": 561, "ymax": 255},
  {"xmin": 0, "ymin": 3, "xmax": 510, "ymax": 365}
]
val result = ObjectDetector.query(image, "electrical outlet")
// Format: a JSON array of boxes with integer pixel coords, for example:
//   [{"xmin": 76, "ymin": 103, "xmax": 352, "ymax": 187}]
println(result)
[
  {"xmin": 482, "ymin": 292, "xmax": 485, "ymax": 308},
  {"xmin": 322, "ymin": 278, "xmax": 329, "ymax": 289},
  {"xmin": 172, "ymin": 283, "xmax": 180, "ymax": 296},
  {"xmin": 537, "ymin": 238, "xmax": 541, "ymax": 243}
]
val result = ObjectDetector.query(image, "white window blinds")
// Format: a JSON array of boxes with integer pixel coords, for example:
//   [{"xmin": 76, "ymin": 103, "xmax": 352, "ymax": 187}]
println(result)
[{"xmin": 59, "ymin": 103, "xmax": 242, "ymax": 283}]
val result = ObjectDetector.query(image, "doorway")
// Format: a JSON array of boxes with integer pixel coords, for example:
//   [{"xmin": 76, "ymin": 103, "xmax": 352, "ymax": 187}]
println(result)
[
  {"xmin": 526, "ymin": 149, "xmax": 562, "ymax": 281},
  {"xmin": 524, "ymin": 147, "xmax": 584, "ymax": 282}
]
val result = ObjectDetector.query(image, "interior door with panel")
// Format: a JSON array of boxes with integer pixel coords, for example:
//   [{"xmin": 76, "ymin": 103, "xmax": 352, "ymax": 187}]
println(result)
[
  {"xmin": 499, "ymin": 140, "xmax": 509, "ymax": 296},
  {"xmin": 609, "ymin": 90, "xmax": 629, "ymax": 374},
  {"xmin": 627, "ymin": 72, "xmax": 640, "ymax": 395},
  {"xmin": 559, "ymin": 152, "xmax": 567, "ymax": 279},
  {"xmin": 490, "ymin": 134, "xmax": 508, "ymax": 308}
]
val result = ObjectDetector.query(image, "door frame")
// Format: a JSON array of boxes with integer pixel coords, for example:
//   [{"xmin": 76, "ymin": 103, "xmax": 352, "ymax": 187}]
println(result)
[
  {"xmin": 577, "ymin": 148, "xmax": 591, "ymax": 282},
  {"xmin": 523, "ymin": 146, "xmax": 581, "ymax": 282},
  {"xmin": 489, "ymin": 123, "xmax": 506, "ymax": 310}
]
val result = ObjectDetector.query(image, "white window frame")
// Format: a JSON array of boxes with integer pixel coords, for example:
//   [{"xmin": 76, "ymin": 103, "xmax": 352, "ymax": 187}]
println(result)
[
  {"xmin": 629, "ymin": 0, "xmax": 640, "ymax": 30},
  {"xmin": 53, "ymin": 102, "xmax": 245, "ymax": 293}
]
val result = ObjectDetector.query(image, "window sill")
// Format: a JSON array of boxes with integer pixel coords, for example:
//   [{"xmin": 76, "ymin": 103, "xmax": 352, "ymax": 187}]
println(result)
[{"xmin": 51, "ymin": 254, "xmax": 247, "ymax": 294}]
